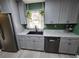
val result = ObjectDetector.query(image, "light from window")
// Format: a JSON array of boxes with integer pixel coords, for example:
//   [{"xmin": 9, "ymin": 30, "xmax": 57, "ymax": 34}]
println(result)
[{"xmin": 27, "ymin": 11, "xmax": 44, "ymax": 29}]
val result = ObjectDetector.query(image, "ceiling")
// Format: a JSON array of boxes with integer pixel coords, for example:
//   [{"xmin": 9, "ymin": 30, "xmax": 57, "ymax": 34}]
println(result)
[{"xmin": 22, "ymin": 0, "xmax": 45, "ymax": 4}]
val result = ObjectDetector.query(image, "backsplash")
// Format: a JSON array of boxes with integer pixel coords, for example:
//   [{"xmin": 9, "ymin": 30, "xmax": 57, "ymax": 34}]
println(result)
[
  {"xmin": 45, "ymin": 24, "xmax": 76, "ymax": 30},
  {"xmin": 45, "ymin": 24, "xmax": 65, "ymax": 29},
  {"xmin": 73, "ymin": 23, "xmax": 79, "ymax": 35},
  {"xmin": 22, "ymin": 24, "xmax": 27, "ymax": 29},
  {"xmin": 22, "ymin": 24, "xmax": 77, "ymax": 32}
]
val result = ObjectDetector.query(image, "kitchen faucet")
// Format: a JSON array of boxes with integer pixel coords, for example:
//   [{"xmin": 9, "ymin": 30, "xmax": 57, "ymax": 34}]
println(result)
[{"xmin": 35, "ymin": 25, "xmax": 38, "ymax": 32}]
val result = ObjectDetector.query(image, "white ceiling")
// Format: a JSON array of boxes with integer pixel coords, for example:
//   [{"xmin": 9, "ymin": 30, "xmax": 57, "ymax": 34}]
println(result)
[{"xmin": 22, "ymin": 0, "xmax": 45, "ymax": 4}]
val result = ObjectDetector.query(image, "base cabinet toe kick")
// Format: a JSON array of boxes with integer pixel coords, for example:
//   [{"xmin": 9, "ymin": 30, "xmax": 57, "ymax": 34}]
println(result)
[{"xmin": 18, "ymin": 35, "xmax": 79, "ymax": 55}]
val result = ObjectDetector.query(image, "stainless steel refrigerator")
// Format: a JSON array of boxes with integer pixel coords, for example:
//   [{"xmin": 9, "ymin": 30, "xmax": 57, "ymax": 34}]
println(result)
[{"xmin": 0, "ymin": 13, "xmax": 18, "ymax": 52}]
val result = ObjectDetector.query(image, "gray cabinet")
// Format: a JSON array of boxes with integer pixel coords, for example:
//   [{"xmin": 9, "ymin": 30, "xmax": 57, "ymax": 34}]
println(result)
[
  {"xmin": 18, "ymin": 1, "xmax": 26, "ymax": 24},
  {"xmin": 34, "ymin": 37, "xmax": 44, "ymax": 51},
  {"xmin": 68, "ymin": 0, "xmax": 79, "ymax": 23},
  {"xmin": 21, "ymin": 36, "xmax": 34, "ymax": 49},
  {"xmin": 17, "ymin": 35, "xmax": 26, "ymax": 49},
  {"xmin": 24, "ymin": 39, "xmax": 34, "ymax": 49},
  {"xmin": 59, "ymin": 37, "xmax": 79, "ymax": 54},
  {"xmin": 59, "ymin": 0, "xmax": 72, "ymax": 23},
  {"xmin": 45, "ymin": 0, "xmax": 79, "ymax": 24},
  {"xmin": 21, "ymin": 36, "xmax": 44, "ymax": 51},
  {"xmin": 45, "ymin": 0, "xmax": 60, "ymax": 24},
  {"xmin": 59, "ymin": 0, "xmax": 79, "ymax": 24}
]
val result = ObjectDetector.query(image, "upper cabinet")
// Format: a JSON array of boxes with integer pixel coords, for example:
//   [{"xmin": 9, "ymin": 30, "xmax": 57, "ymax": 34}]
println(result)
[
  {"xmin": 45, "ymin": 0, "xmax": 60, "ymax": 24},
  {"xmin": 59, "ymin": 0, "xmax": 79, "ymax": 24},
  {"xmin": 45, "ymin": 0, "xmax": 79, "ymax": 24},
  {"xmin": 59, "ymin": 0, "xmax": 72, "ymax": 23},
  {"xmin": 18, "ymin": 1, "xmax": 26, "ymax": 24},
  {"xmin": 69, "ymin": 0, "xmax": 79, "ymax": 23}
]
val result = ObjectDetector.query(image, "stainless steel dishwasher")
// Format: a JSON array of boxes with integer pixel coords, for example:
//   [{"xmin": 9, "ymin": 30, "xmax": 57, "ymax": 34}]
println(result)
[{"xmin": 44, "ymin": 37, "xmax": 60, "ymax": 53}]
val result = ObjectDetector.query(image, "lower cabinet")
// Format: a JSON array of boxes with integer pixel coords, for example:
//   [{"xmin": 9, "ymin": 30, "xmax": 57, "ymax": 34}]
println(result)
[
  {"xmin": 59, "ymin": 37, "xmax": 79, "ymax": 54},
  {"xmin": 20, "ymin": 36, "xmax": 44, "ymax": 51},
  {"xmin": 19, "ymin": 35, "xmax": 79, "ymax": 54},
  {"xmin": 34, "ymin": 38, "xmax": 44, "ymax": 51},
  {"xmin": 22, "ymin": 39, "xmax": 34, "ymax": 50}
]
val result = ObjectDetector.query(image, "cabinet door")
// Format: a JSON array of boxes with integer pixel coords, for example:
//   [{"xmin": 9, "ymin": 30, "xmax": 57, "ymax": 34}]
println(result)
[
  {"xmin": 18, "ymin": 35, "xmax": 25, "ymax": 48},
  {"xmin": 18, "ymin": 1, "xmax": 26, "ymax": 24},
  {"xmin": 24, "ymin": 39, "xmax": 34, "ymax": 50},
  {"xmin": 21, "ymin": 36, "xmax": 34, "ymax": 49},
  {"xmin": 45, "ymin": 0, "xmax": 60, "ymax": 24},
  {"xmin": 67, "ymin": 39, "xmax": 79, "ymax": 54},
  {"xmin": 59, "ymin": 0, "xmax": 79, "ymax": 24},
  {"xmin": 34, "ymin": 40, "xmax": 44, "ymax": 51},
  {"xmin": 19, "ymin": 38, "xmax": 23, "ymax": 48},
  {"xmin": 59, "ymin": 37, "xmax": 69, "ymax": 53},
  {"xmin": 59, "ymin": 37, "xmax": 79, "ymax": 54},
  {"xmin": 34, "ymin": 37, "xmax": 44, "ymax": 51},
  {"xmin": 59, "ymin": 0, "xmax": 72, "ymax": 23},
  {"xmin": 68, "ymin": 0, "xmax": 79, "ymax": 23}
]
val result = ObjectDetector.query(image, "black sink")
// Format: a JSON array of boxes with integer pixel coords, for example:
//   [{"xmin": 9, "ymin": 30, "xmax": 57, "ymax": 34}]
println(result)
[{"xmin": 27, "ymin": 31, "xmax": 43, "ymax": 35}]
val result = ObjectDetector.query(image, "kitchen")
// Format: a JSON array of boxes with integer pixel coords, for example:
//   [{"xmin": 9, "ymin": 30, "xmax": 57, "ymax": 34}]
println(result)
[{"xmin": 0, "ymin": 0, "xmax": 79, "ymax": 58}]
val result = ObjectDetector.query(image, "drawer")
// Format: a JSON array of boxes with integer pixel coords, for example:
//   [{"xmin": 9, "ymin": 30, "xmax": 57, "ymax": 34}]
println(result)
[
  {"xmin": 34, "ymin": 37, "xmax": 44, "ymax": 41},
  {"xmin": 25, "ymin": 36, "xmax": 31, "ymax": 40},
  {"xmin": 25, "ymin": 36, "xmax": 44, "ymax": 41},
  {"xmin": 61, "ymin": 37, "xmax": 79, "ymax": 40},
  {"xmin": 34, "ymin": 41, "xmax": 44, "ymax": 51}
]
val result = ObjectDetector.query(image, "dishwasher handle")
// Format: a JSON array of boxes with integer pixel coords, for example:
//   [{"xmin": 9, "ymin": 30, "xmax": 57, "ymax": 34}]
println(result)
[{"xmin": 49, "ymin": 40, "xmax": 55, "ymax": 42}]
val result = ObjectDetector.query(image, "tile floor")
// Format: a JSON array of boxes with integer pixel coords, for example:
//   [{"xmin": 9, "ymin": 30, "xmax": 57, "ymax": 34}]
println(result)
[{"xmin": 0, "ymin": 49, "xmax": 78, "ymax": 58}]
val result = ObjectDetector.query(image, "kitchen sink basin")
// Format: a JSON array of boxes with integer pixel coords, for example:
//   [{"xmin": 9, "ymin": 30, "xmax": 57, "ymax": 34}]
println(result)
[{"xmin": 27, "ymin": 31, "xmax": 43, "ymax": 35}]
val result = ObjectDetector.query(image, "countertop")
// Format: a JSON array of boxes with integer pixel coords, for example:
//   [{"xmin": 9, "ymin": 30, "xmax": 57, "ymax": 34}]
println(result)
[
  {"xmin": 17, "ymin": 29, "xmax": 79, "ymax": 38},
  {"xmin": 44, "ymin": 30, "xmax": 79, "ymax": 37}
]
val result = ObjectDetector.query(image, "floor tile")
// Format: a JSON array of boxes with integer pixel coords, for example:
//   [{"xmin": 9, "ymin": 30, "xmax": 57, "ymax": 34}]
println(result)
[{"xmin": 0, "ymin": 49, "xmax": 77, "ymax": 58}]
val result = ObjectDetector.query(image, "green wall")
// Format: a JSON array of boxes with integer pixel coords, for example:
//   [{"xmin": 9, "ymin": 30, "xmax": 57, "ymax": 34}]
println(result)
[
  {"xmin": 45, "ymin": 24, "xmax": 65, "ymax": 29},
  {"xmin": 45, "ymin": 24, "xmax": 76, "ymax": 30},
  {"xmin": 73, "ymin": 23, "xmax": 79, "ymax": 35},
  {"xmin": 74, "ymin": 24, "xmax": 79, "ymax": 55}
]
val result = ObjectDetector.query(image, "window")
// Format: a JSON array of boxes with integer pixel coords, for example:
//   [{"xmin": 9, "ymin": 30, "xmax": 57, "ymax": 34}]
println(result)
[
  {"xmin": 26, "ymin": 2, "xmax": 45, "ymax": 29},
  {"xmin": 27, "ymin": 11, "xmax": 44, "ymax": 29}
]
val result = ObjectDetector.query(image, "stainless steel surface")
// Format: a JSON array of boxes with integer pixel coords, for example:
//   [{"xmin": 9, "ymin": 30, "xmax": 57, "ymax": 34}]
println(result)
[
  {"xmin": 44, "ymin": 37, "xmax": 60, "ymax": 53},
  {"xmin": 0, "ymin": 13, "xmax": 18, "ymax": 52}
]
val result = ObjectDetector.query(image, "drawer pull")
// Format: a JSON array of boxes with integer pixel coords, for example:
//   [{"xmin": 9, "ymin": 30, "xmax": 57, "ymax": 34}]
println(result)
[{"xmin": 68, "ymin": 43, "xmax": 71, "ymax": 45}]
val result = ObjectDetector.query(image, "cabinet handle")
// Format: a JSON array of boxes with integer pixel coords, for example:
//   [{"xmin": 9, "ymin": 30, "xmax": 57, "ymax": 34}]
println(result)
[
  {"xmin": 0, "ymin": 25, "xmax": 5, "ymax": 40},
  {"xmin": 69, "ymin": 39, "xmax": 72, "ymax": 40},
  {"xmin": 57, "ymin": 39, "xmax": 60, "ymax": 40},
  {"xmin": 33, "ymin": 40, "xmax": 35, "ymax": 42},
  {"xmin": 68, "ymin": 43, "xmax": 71, "ymax": 45},
  {"xmin": 50, "ymin": 20, "xmax": 53, "ymax": 23},
  {"xmin": 27, "ymin": 36, "xmax": 31, "ymax": 38},
  {"xmin": 67, "ymin": 20, "xmax": 69, "ymax": 23}
]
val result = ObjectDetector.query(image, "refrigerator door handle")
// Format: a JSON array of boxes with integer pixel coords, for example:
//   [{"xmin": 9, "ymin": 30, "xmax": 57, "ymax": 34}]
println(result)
[
  {"xmin": 1, "ymin": 31, "xmax": 5, "ymax": 40},
  {"xmin": 0, "ymin": 25, "xmax": 5, "ymax": 40}
]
